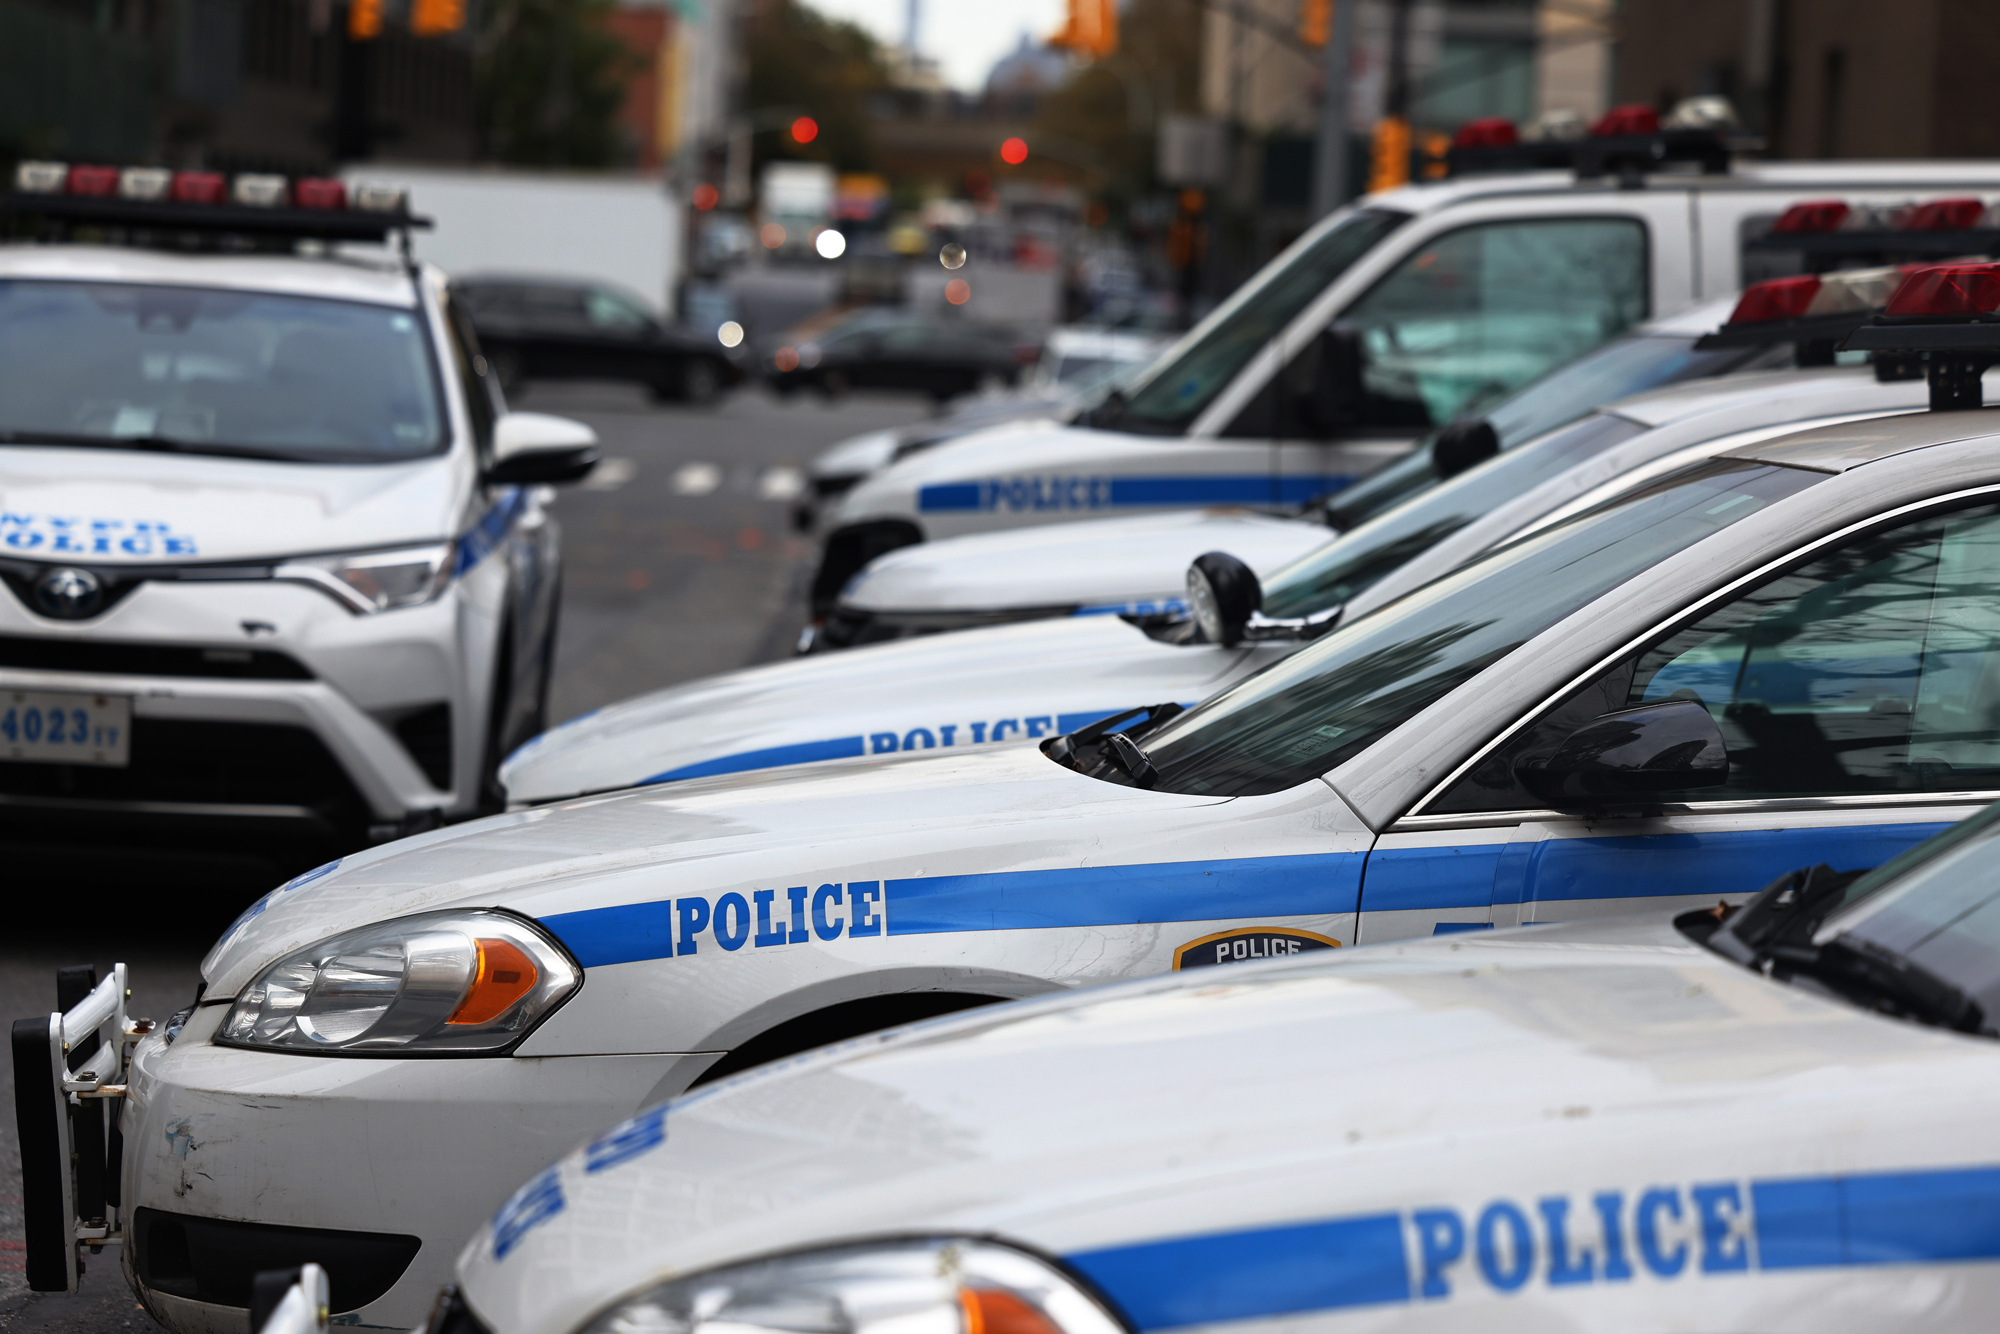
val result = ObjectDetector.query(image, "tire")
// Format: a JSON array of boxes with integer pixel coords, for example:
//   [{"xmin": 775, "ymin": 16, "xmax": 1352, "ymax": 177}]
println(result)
[
  {"xmin": 681, "ymin": 358, "xmax": 722, "ymax": 406},
  {"xmin": 690, "ymin": 993, "xmax": 1001, "ymax": 1087}
]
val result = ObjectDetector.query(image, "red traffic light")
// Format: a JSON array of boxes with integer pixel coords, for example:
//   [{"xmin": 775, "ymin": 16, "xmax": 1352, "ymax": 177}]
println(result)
[
  {"xmin": 791, "ymin": 117, "xmax": 819, "ymax": 145},
  {"xmin": 1000, "ymin": 137, "xmax": 1028, "ymax": 166}
]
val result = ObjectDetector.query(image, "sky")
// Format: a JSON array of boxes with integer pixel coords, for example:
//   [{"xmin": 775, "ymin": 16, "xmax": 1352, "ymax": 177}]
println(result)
[{"xmin": 806, "ymin": 0, "xmax": 1069, "ymax": 93}]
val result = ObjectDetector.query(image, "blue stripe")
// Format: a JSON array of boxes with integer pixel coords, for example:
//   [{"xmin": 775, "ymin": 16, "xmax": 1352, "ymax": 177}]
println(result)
[
  {"xmin": 541, "ymin": 900, "xmax": 676, "ymax": 968},
  {"xmin": 1360, "ymin": 844, "xmax": 1504, "ymax": 912},
  {"xmin": 884, "ymin": 853, "xmax": 1363, "ymax": 935},
  {"xmin": 917, "ymin": 482, "xmax": 983, "ymax": 512},
  {"xmin": 1068, "ymin": 1214, "xmax": 1409, "ymax": 1330},
  {"xmin": 454, "ymin": 487, "xmax": 527, "ymax": 576},
  {"xmin": 1108, "ymin": 476, "xmax": 1279, "ymax": 506},
  {"xmin": 640, "ymin": 736, "xmax": 868, "ymax": 785},
  {"xmin": 1755, "ymin": 1166, "xmax": 2000, "ymax": 1269}
]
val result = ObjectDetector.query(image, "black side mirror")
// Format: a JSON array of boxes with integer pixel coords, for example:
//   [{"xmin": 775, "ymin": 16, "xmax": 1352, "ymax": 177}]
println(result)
[
  {"xmin": 1187, "ymin": 551, "xmax": 1262, "ymax": 648},
  {"xmin": 1432, "ymin": 417, "xmax": 1499, "ymax": 479},
  {"xmin": 1304, "ymin": 324, "xmax": 1366, "ymax": 434},
  {"xmin": 1515, "ymin": 699, "xmax": 1728, "ymax": 807}
]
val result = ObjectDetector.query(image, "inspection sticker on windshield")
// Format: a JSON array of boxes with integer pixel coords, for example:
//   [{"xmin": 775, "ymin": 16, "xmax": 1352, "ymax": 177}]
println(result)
[{"xmin": 1, "ymin": 689, "xmax": 130, "ymax": 767}]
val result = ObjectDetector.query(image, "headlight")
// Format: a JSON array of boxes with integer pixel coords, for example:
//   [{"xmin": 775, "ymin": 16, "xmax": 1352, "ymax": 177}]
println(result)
[
  {"xmin": 578, "ymin": 1239, "xmax": 1126, "ymax": 1334},
  {"xmin": 218, "ymin": 911, "xmax": 579, "ymax": 1054},
  {"xmin": 275, "ymin": 543, "xmax": 455, "ymax": 614}
]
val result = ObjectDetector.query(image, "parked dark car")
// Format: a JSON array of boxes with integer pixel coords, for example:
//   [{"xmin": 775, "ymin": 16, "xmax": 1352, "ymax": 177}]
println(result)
[
  {"xmin": 456, "ymin": 276, "xmax": 744, "ymax": 404},
  {"xmin": 762, "ymin": 308, "xmax": 1032, "ymax": 402}
]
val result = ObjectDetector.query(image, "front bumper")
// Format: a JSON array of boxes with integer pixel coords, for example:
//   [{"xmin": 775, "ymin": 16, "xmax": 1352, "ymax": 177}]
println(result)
[
  {"xmin": 0, "ymin": 576, "xmax": 487, "ymax": 877},
  {"xmin": 121, "ymin": 1005, "xmax": 693, "ymax": 1332}
]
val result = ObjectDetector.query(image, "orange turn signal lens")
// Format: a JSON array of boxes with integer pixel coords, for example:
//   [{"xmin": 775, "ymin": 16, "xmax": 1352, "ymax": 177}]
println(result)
[
  {"xmin": 960, "ymin": 1289, "xmax": 1064, "ymax": 1334},
  {"xmin": 448, "ymin": 937, "xmax": 539, "ymax": 1025}
]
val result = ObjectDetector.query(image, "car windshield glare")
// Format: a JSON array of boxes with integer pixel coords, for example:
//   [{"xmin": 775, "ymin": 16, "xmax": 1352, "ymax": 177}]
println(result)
[
  {"xmin": 0, "ymin": 280, "xmax": 446, "ymax": 463},
  {"xmin": 1118, "ymin": 458, "xmax": 1824, "ymax": 796},
  {"xmin": 1260, "ymin": 411, "xmax": 1650, "ymax": 617},
  {"xmin": 1105, "ymin": 209, "xmax": 1409, "ymax": 434}
]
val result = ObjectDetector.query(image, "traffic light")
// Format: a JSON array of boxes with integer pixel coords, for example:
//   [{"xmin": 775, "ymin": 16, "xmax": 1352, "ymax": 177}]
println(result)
[
  {"xmin": 348, "ymin": 0, "xmax": 382, "ymax": 39},
  {"xmin": 1050, "ymin": 0, "xmax": 1116, "ymax": 59},
  {"xmin": 411, "ymin": 0, "xmax": 465, "ymax": 35},
  {"xmin": 1298, "ymin": 0, "xmax": 1331, "ymax": 48}
]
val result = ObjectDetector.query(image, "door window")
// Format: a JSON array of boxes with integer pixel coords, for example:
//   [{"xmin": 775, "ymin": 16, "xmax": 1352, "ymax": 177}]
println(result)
[
  {"xmin": 1338, "ymin": 217, "xmax": 1648, "ymax": 430},
  {"xmin": 1435, "ymin": 500, "xmax": 2000, "ymax": 811},
  {"xmin": 584, "ymin": 288, "xmax": 653, "ymax": 332}
]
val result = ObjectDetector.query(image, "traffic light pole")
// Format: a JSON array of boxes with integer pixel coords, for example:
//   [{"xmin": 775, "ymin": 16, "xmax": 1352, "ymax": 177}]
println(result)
[{"xmin": 1311, "ymin": 0, "xmax": 1356, "ymax": 217}]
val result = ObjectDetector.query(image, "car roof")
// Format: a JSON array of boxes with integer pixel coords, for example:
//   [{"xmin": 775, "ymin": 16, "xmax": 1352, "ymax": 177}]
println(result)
[
  {"xmin": 1728, "ymin": 404, "xmax": 2000, "ymax": 472},
  {"xmin": 1365, "ymin": 159, "xmax": 2000, "ymax": 215},
  {"xmin": 1607, "ymin": 364, "xmax": 1880, "ymax": 428},
  {"xmin": 0, "ymin": 243, "xmax": 422, "ymax": 307}
]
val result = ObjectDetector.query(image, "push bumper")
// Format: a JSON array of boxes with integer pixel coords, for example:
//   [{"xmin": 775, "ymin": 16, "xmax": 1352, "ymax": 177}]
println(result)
[{"xmin": 117, "ymin": 1004, "xmax": 692, "ymax": 1332}]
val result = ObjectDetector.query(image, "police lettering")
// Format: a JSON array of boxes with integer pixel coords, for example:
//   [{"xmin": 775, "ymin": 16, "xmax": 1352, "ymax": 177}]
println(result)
[
  {"xmin": 974, "ymin": 475, "xmax": 1114, "ymax": 513},
  {"xmin": 666, "ymin": 879, "xmax": 886, "ymax": 955},
  {"xmin": 1411, "ymin": 1181, "xmax": 1748, "ymax": 1299},
  {"xmin": 869, "ymin": 715, "xmax": 1055, "ymax": 754},
  {"xmin": 0, "ymin": 513, "xmax": 196, "ymax": 556}
]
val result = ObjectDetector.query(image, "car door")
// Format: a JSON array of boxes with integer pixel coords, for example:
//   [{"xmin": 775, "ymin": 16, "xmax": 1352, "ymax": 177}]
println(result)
[
  {"xmin": 582, "ymin": 287, "xmax": 665, "ymax": 384},
  {"xmin": 1249, "ymin": 211, "xmax": 1667, "ymax": 505},
  {"xmin": 1358, "ymin": 493, "xmax": 2000, "ymax": 942}
]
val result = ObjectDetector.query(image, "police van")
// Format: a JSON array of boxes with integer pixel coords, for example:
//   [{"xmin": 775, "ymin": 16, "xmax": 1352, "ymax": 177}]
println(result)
[
  {"xmin": 441, "ymin": 804, "xmax": 2000, "ymax": 1334},
  {"xmin": 810, "ymin": 294, "xmax": 1774, "ymax": 651},
  {"xmin": 0, "ymin": 165, "xmax": 598, "ymax": 883},
  {"xmin": 808, "ymin": 136, "xmax": 2000, "ymax": 613},
  {"xmin": 502, "ymin": 291, "xmax": 1937, "ymax": 807},
  {"xmin": 22, "ymin": 272, "xmax": 2000, "ymax": 1330}
]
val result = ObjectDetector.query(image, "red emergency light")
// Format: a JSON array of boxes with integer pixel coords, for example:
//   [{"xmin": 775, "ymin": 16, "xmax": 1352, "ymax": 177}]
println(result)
[
  {"xmin": 1901, "ymin": 198, "xmax": 1986, "ymax": 232},
  {"xmin": 1772, "ymin": 200, "xmax": 1849, "ymax": 234},
  {"xmin": 1729, "ymin": 275, "xmax": 1821, "ymax": 324},
  {"xmin": 170, "ymin": 171, "xmax": 227, "ymax": 204},
  {"xmin": 293, "ymin": 178, "xmax": 346, "ymax": 210},
  {"xmin": 1452, "ymin": 117, "xmax": 1518, "ymax": 150},
  {"xmin": 66, "ymin": 165, "xmax": 119, "ymax": 197},
  {"xmin": 1590, "ymin": 104, "xmax": 1659, "ymax": 138},
  {"xmin": 1884, "ymin": 262, "xmax": 2000, "ymax": 319}
]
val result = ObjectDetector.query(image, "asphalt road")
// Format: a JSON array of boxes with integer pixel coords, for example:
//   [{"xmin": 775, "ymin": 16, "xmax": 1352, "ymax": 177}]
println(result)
[{"xmin": 0, "ymin": 383, "xmax": 934, "ymax": 1332}]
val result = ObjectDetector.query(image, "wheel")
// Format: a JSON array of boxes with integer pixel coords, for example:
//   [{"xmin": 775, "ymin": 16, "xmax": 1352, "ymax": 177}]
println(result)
[{"xmin": 681, "ymin": 358, "xmax": 722, "ymax": 406}]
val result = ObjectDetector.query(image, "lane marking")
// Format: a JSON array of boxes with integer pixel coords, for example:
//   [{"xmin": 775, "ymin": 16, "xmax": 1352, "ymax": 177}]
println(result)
[
  {"xmin": 583, "ymin": 457, "xmax": 638, "ymax": 491},
  {"xmin": 673, "ymin": 462, "xmax": 722, "ymax": 496},
  {"xmin": 758, "ymin": 465, "xmax": 806, "ymax": 501}
]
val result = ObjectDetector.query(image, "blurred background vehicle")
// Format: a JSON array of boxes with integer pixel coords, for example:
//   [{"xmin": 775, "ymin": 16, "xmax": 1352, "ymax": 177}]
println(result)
[
  {"xmin": 458, "ymin": 275, "xmax": 746, "ymax": 404},
  {"xmin": 759, "ymin": 306, "xmax": 1032, "ymax": 401}
]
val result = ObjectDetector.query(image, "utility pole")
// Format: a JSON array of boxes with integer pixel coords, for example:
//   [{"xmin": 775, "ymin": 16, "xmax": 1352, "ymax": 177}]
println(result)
[{"xmin": 1311, "ymin": 0, "xmax": 1356, "ymax": 217}]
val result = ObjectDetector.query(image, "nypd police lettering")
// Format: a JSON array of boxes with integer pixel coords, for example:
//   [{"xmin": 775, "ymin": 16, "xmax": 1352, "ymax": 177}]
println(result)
[
  {"xmin": 660, "ymin": 879, "xmax": 884, "ymax": 958},
  {"xmin": 870, "ymin": 716, "xmax": 1056, "ymax": 754},
  {"xmin": 0, "ymin": 513, "xmax": 197, "ymax": 557},
  {"xmin": 1411, "ymin": 1181, "xmax": 1749, "ymax": 1300},
  {"xmin": 974, "ymin": 475, "xmax": 1114, "ymax": 513}
]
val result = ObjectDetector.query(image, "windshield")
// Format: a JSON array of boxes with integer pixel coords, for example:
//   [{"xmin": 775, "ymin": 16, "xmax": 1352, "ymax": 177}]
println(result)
[
  {"xmin": 1259, "ymin": 412, "xmax": 1649, "ymax": 617},
  {"xmin": 1321, "ymin": 333, "xmax": 1762, "ymax": 532},
  {"xmin": 1099, "ymin": 209, "xmax": 1409, "ymax": 435},
  {"xmin": 0, "ymin": 280, "xmax": 445, "ymax": 463},
  {"xmin": 1096, "ymin": 459, "xmax": 1822, "ymax": 796}
]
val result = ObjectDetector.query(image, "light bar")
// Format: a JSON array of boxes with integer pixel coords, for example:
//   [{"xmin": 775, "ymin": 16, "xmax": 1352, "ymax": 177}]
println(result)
[
  {"xmin": 1589, "ymin": 104, "xmax": 1659, "ymax": 137},
  {"xmin": 1695, "ymin": 265, "xmax": 1918, "ymax": 355},
  {"xmin": 1772, "ymin": 200, "xmax": 1849, "ymax": 234},
  {"xmin": 1883, "ymin": 262, "xmax": 2000, "ymax": 318},
  {"xmin": 1452, "ymin": 117, "xmax": 1517, "ymax": 150},
  {"xmin": 1902, "ymin": 198, "xmax": 1987, "ymax": 231},
  {"xmin": 5, "ymin": 162, "xmax": 429, "ymax": 245},
  {"xmin": 1840, "ymin": 261, "xmax": 2000, "ymax": 411},
  {"xmin": 118, "ymin": 167, "xmax": 170, "ymax": 202}
]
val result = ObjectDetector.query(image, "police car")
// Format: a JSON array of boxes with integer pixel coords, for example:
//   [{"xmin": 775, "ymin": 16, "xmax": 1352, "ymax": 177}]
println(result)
[
  {"xmin": 813, "ymin": 293, "xmax": 1779, "ymax": 649},
  {"xmin": 14, "ymin": 268, "xmax": 1997, "ymax": 1331},
  {"xmin": 502, "ymin": 330, "xmax": 1935, "ymax": 805},
  {"xmin": 808, "ymin": 146, "xmax": 2000, "ymax": 612},
  {"xmin": 0, "ymin": 165, "xmax": 600, "ymax": 883},
  {"xmin": 444, "ymin": 802, "xmax": 2000, "ymax": 1334}
]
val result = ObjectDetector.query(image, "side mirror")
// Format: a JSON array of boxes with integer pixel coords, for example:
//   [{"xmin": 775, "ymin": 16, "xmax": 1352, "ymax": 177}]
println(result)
[
  {"xmin": 1432, "ymin": 417, "xmax": 1499, "ymax": 479},
  {"xmin": 487, "ymin": 411, "xmax": 599, "ymax": 486},
  {"xmin": 1304, "ymin": 324, "xmax": 1367, "ymax": 434},
  {"xmin": 1515, "ymin": 699, "xmax": 1728, "ymax": 807},
  {"xmin": 1188, "ymin": 551, "xmax": 1262, "ymax": 648}
]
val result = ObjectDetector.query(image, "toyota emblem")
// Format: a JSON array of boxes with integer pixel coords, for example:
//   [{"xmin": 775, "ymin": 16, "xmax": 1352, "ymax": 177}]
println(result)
[{"xmin": 35, "ymin": 566, "xmax": 103, "ymax": 619}]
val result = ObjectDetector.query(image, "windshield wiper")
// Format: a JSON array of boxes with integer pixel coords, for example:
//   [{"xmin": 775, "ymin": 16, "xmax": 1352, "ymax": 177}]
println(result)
[
  {"xmin": 0, "ymin": 429, "xmax": 300, "ymax": 462},
  {"xmin": 1041, "ymin": 702, "xmax": 1183, "ymax": 782},
  {"xmin": 1702, "ymin": 863, "xmax": 1988, "ymax": 1035}
]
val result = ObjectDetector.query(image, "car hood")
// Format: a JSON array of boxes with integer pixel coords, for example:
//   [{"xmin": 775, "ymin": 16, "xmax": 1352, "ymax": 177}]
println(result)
[
  {"xmin": 831, "ymin": 420, "xmax": 1154, "ymax": 526},
  {"xmin": 457, "ymin": 916, "xmax": 1999, "ymax": 1334},
  {"xmin": 842, "ymin": 509, "xmax": 1331, "ymax": 614},
  {"xmin": 810, "ymin": 428, "xmax": 906, "ymax": 482},
  {"xmin": 202, "ymin": 743, "xmax": 1230, "ymax": 996},
  {"xmin": 0, "ymin": 444, "xmax": 464, "ymax": 563},
  {"xmin": 500, "ymin": 613, "xmax": 1278, "ymax": 803}
]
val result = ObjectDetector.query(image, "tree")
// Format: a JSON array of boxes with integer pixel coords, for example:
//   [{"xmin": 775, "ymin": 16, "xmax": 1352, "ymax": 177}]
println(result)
[
  {"xmin": 476, "ymin": 0, "xmax": 639, "ymax": 167},
  {"xmin": 746, "ymin": 0, "xmax": 890, "ymax": 175},
  {"xmin": 1028, "ymin": 0, "xmax": 1201, "ymax": 209}
]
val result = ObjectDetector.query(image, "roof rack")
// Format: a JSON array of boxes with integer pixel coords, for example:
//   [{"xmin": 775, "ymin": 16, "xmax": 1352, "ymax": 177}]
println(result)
[{"xmin": 2, "ymin": 191, "xmax": 430, "ymax": 245}]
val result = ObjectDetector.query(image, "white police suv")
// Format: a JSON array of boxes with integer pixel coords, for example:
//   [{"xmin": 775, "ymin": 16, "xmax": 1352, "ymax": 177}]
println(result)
[
  {"xmin": 502, "ymin": 346, "xmax": 1934, "ymax": 804},
  {"xmin": 811, "ymin": 293, "xmax": 1779, "ymax": 649},
  {"xmin": 30, "ymin": 285, "xmax": 2000, "ymax": 1329},
  {"xmin": 0, "ymin": 166, "xmax": 597, "ymax": 883},
  {"xmin": 444, "ymin": 803, "xmax": 2000, "ymax": 1334},
  {"xmin": 809, "ymin": 150, "xmax": 2000, "ymax": 612}
]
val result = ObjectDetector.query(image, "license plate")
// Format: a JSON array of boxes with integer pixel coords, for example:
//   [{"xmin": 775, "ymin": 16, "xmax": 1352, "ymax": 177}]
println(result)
[{"xmin": 1, "ymin": 690, "xmax": 132, "ymax": 767}]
